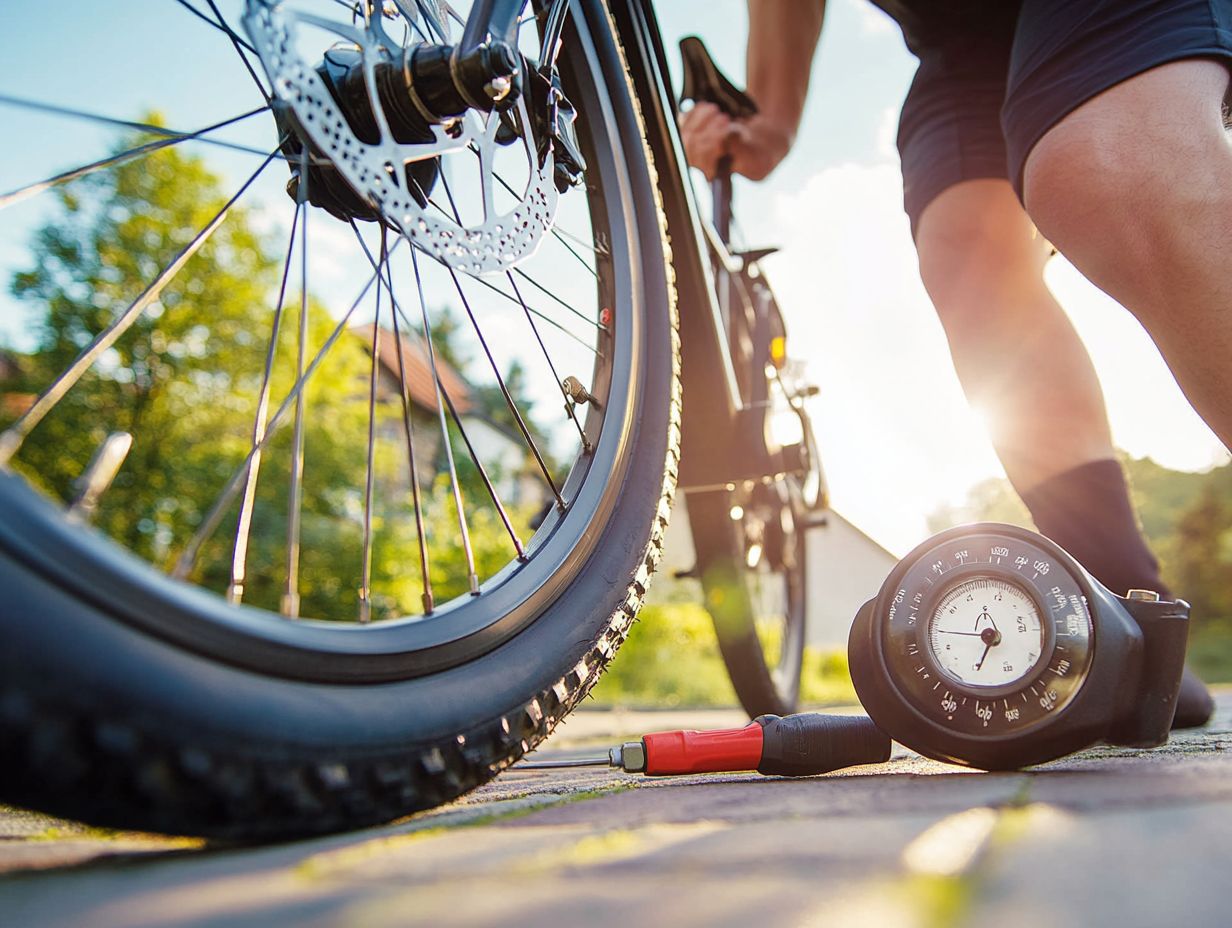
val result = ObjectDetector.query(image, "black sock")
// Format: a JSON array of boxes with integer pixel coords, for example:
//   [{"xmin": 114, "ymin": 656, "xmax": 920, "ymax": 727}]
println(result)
[
  {"xmin": 1020, "ymin": 458, "xmax": 1165, "ymax": 598},
  {"xmin": 1020, "ymin": 458, "xmax": 1212, "ymax": 727}
]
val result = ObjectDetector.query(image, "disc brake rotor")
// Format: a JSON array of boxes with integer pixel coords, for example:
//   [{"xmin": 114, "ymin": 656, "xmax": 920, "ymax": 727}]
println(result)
[{"xmin": 243, "ymin": 0, "xmax": 560, "ymax": 273}]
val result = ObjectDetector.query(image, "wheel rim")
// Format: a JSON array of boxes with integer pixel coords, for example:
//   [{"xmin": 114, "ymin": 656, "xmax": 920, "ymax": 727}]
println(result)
[
  {"xmin": 0, "ymin": 1, "xmax": 646, "ymax": 679},
  {"xmin": 740, "ymin": 481, "xmax": 806, "ymax": 704}
]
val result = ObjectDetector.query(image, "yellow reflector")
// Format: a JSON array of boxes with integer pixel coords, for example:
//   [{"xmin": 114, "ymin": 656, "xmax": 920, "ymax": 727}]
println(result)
[{"xmin": 770, "ymin": 335, "xmax": 787, "ymax": 368}]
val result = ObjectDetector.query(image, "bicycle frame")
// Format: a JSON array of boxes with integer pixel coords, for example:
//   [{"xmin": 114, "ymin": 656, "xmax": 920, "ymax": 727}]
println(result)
[
  {"xmin": 609, "ymin": 0, "xmax": 796, "ymax": 492},
  {"xmin": 455, "ymin": 0, "xmax": 782, "ymax": 489}
]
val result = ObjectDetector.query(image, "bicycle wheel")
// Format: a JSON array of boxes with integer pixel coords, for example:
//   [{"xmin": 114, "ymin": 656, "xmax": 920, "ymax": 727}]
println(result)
[
  {"xmin": 689, "ymin": 479, "xmax": 806, "ymax": 717},
  {"xmin": 0, "ymin": 0, "xmax": 678, "ymax": 838}
]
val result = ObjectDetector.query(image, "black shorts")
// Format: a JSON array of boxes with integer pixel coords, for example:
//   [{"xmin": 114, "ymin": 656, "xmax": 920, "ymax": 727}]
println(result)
[{"xmin": 885, "ymin": 0, "xmax": 1232, "ymax": 236}]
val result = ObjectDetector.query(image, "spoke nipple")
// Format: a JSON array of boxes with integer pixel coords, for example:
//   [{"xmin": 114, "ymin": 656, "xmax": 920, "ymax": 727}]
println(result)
[
  {"xmin": 468, "ymin": 573, "xmax": 481, "ymax": 596},
  {"xmin": 359, "ymin": 597, "xmax": 372, "ymax": 624},
  {"xmin": 281, "ymin": 593, "xmax": 300, "ymax": 618},
  {"xmin": 421, "ymin": 592, "xmax": 435, "ymax": 615},
  {"xmin": 227, "ymin": 582, "xmax": 245, "ymax": 605}
]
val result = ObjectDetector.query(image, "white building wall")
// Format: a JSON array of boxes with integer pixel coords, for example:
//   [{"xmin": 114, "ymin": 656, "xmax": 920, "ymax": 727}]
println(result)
[{"xmin": 653, "ymin": 497, "xmax": 898, "ymax": 651}]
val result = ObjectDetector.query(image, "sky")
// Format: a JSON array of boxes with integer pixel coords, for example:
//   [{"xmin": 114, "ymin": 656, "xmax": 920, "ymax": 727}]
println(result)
[{"xmin": 1, "ymin": 0, "xmax": 1227, "ymax": 556}]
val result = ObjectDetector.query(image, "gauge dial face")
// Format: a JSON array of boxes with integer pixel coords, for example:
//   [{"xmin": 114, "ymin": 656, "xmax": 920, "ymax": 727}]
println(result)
[
  {"xmin": 926, "ymin": 578, "xmax": 1045, "ymax": 689},
  {"xmin": 878, "ymin": 531, "xmax": 1094, "ymax": 738}
]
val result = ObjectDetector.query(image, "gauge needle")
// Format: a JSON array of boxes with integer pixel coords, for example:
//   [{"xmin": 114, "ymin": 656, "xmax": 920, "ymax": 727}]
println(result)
[
  {"xmin": 936, "ymin": 629, "xmax": 984, "ymax": 637},
  {"xmin": 973, "ymin": 627, "xmax": 1002, "ymax": 671},
  {"xmin": 974, "ymin": 641, "xmax": 993, "ymax": 671}
]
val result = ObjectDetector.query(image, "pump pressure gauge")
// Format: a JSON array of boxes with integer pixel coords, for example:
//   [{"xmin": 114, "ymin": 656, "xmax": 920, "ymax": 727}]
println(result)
[{"xmin": 849, "ymin": 524, "xmax": 1190, "ymax": 770}]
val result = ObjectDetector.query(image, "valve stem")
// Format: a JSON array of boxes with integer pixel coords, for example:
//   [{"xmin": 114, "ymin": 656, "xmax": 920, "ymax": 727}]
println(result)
[{"xmin": 562, "ymin": 375, "xmax": 600, "ymax": 408}]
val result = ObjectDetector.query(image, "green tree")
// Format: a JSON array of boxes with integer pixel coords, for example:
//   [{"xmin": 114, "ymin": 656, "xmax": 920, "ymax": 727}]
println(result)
[{"xmin": 926, "ymin": 475, "xmax": 1032, "ymax": 535}]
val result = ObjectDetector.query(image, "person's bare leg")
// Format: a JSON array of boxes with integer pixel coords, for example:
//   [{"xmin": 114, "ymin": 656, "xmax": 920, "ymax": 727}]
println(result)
[
  {"xmin": 915, "ymin": 179, "xmax": 1113, "ymax": 489},
  {"xmin": 915, "ymin": 178, "xmax": 1212, "ymax": 726},
  {"xmin": 1023, "ymin": 59, "xmax": 1232, "ymax": 449}
]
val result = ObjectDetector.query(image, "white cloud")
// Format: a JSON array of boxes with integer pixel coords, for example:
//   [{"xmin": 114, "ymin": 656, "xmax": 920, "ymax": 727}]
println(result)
[{"xmin": 874, "ymin": 104, "xmax": 900, "ymax": 164}]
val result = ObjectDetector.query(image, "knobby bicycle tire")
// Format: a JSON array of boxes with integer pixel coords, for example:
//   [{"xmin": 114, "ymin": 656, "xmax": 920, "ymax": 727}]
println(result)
[{"xmin": 0, "ymin": 0, "xmax": 680, "ymax": 839}]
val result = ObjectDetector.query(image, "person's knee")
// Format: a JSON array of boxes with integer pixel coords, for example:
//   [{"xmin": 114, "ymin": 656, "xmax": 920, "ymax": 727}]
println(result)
[
  {"xmin": 1023, "ymin": 60, "xmax": 1232, "ymax": 302},
  {"xmin": 915, "ymin": 179, "xmax": 1049, "ymax": 328}
]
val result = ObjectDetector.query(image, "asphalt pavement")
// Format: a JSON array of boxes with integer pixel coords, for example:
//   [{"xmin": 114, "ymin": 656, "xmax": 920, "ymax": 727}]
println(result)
[{"xmin": 2, "ymin": 692, "xmax": 1231, "ymax": 927}]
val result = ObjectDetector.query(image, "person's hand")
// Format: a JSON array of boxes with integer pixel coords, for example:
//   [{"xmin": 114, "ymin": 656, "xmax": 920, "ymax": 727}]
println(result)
[{"xmin": 678, "ymin": 101, "xmax": 794, "ymax": 182}]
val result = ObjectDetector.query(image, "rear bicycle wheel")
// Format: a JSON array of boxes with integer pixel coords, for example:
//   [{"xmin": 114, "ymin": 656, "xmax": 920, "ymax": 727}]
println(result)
[
  {"xmin": 691, "ymin": 260, "xmax": 817, "ymax": 717},
  {"xmin": 690, "ymin": 479, "xmax": 806, "ymax": 717},
  {"xmin": 0, "ymin": 0, "xmax": 678, "ymax": 838}
]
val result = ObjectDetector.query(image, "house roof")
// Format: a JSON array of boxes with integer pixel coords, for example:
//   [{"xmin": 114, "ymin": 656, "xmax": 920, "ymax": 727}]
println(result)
[
  {"xmin": 0, "ymin": 349, "xmax": 21, "ymax": 382},
  {"xmin": 350, "ymin": 324, "xmax": 474, "ymax": 416}
]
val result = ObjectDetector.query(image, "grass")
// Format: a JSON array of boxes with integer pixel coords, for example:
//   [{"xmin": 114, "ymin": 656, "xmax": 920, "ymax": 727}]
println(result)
[
  {"xmin": 1186, "ymin": 620, "xmax": 1232, "ymax": 684},
  {"xmin": 590, "ymin": 602, "xmax": 857, "ymax": 708}
]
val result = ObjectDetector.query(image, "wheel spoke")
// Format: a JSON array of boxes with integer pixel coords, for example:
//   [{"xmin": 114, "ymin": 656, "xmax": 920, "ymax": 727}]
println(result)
[
  {"xmin": 228, "ymin": 204, "xmax": 302, "ymax": 605},
  {"xmin": 434, "ymin": 169, "xmax": 598, "ymax": 351},
  {"xmin": 413, "ymin": 0, "xmax": 452, "ymax": 42},
  {"xmin": 350, "ymin": 222, "xmax": 531, "ymax": 596},
  {"xmin": 462, "ymin": 271, "xmax": 600, "ymax": 355},
  {"xmin": 360, "ymin": 238, "xmax": 528, "ymax": 559},
  {"xmin": 0, "ymin": 106, "xmax": 270, "ymax": 212},
  {"xmin": 283, "ymin": 155, "xmax": 312, "ymax": 618},
  {"xmin": 0, "ymin": 95, "xmax": 286, "ymax": 162},
  {"xmin": 436, "ymin": 368, "xmax": 526, "ymax": 559},
  {"xmin": 513, "ymin": 267, "xmax": 603, "ymax": 331},
  {"xmin": 410, "ymin": 245, "xmax": 480, "ymax": 595},
  {"xmin": 358, "ymin": 231, "xmax": 386, "ymax": 623},
  {"xmin": 506, "ymin": 272, "xmax": 590, "ymax": 453},
  {"xmin": 547, "ymin": 224, "xmax": 598, "ymax": 277},
  {"xmin": 192, "ymin": 0, "xmax": 273, "ymax": 102},
  {"xmin": 487, "ymin": 153, "xmax": 600, "ymax": 277},
  {"xmin": 68, "ymin": 432, "xmax": 134, "ymax": 522},
  {"xmin": 170, "ymin": 235, "xmax": 404, "ymax": 581},
  {"xmin": 0, "ymin": 147, "xmax": 280, "ymax": 468},
  {"xmin": 446, "ymin": 268, "xmax": 565, "ymax": 510},
  {"xmin": 171, "ymin": 0, "xmax": 259, "ymax": 55},
  {"xmin": 382, "ymin": 243, "xmax": 435, "ymax": 614},
  {"xmin": 552, "ymin": 222, "xmax": 609, "ymax": 259}
]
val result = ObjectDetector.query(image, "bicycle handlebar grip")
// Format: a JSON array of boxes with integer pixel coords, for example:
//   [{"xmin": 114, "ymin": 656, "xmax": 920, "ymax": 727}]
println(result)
[{"xmin": 755, "ymin": 713, "xmax": 891, "ymax": 777}]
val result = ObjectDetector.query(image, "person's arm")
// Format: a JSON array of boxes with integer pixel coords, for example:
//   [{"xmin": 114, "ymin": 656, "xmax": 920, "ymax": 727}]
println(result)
[{"xmin": 680, "ymin": 0, "xmax": 825, "ymax": 181}]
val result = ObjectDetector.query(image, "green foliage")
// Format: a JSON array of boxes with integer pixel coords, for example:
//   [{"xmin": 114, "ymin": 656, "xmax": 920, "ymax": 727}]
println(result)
[
  {"xmin": 927, "ymin": 477, "xmax": 1032, "ymax": 534},
  {"xmin": 799, "ymin": 647, "xmax": 858, "ymax": 706},
  {"xmin": 590, "ymin": 603, "xmax": 738, "ymax": 707},
  {"xmin": 590, "ymin": 603, "xmax": 855, "ymax": 708}
]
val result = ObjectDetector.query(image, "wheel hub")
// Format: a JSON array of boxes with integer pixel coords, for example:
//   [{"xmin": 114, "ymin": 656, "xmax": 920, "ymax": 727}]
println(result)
[{"xmin": 243, "ymin": 0, "xmax": 584, "ymax": 272}]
